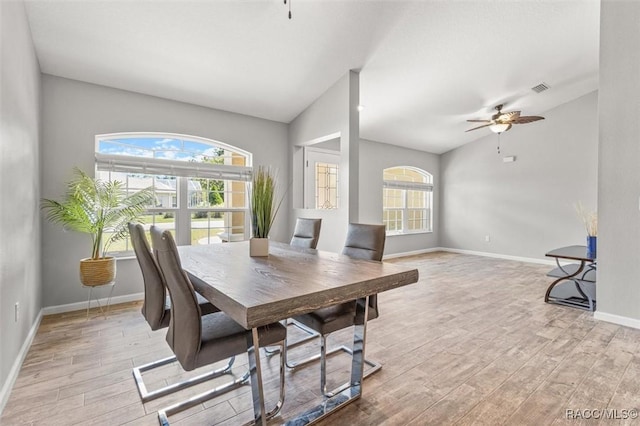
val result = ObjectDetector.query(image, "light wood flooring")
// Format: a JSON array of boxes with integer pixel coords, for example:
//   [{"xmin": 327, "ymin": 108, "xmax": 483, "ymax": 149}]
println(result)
[{"xmin": 3, "ymin": 251, "xmax": 640, "ymax": 425}]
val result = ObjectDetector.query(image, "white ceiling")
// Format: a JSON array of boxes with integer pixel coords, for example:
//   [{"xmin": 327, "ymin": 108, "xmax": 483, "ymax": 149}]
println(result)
[{"xmin": 24, "ymin": 0, "xmax": 600, "ymax": 154}]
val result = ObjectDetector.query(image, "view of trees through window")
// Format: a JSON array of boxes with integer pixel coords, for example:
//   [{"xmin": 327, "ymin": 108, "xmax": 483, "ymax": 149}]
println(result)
[{"xmin": 96, "ymin": 134, "xmax": 251, "ymax": 253}]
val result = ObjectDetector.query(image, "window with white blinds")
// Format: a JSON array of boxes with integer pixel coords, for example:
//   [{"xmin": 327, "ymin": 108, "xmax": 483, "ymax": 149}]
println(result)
[{"xmin": 383, "ymin": 166, "xmax": 433, "ymax": 234}]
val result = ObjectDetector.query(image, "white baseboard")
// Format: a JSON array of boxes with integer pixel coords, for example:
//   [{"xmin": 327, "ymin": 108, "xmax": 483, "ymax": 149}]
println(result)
[
  {"xmin": 594, "ymin": 311, "xmax": 640, "ymax": 330},
  {"xmin": 0, "ymin": 309, "xmax": 43, "ymax": 415},
  {"xmin": 439, "ymin": 247, "xmax": 556, "ymax": 266},
  {"xmin": 42, "ymin": 292, "xmax": 144, "ymax": 316},
  {"xmin": 383, "ymin": 247, "xmax": 443, "ymax": 260}
]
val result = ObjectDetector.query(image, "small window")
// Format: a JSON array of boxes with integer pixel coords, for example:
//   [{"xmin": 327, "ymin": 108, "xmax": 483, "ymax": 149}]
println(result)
[
  {"xmin": 304, "ymin": 148, "xmax": 340, "ymax": 209},
  {"xmin": 383, "ymin": 166, "xmax": 433, "ymax": 235}
]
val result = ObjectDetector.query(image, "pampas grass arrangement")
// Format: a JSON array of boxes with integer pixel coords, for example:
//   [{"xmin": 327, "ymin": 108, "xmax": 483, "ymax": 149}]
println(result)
[{"xmin": 574, "ymin": 201, "xmax": 597, "ymax": 237}]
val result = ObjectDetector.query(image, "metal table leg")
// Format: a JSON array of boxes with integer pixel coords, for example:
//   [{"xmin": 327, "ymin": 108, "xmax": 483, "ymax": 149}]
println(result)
[
  {"xmin": 247, "ymin": 327, "xmax": 267, "ymax": 426},
  {"xmin": 285, "ymin": 296, "xmax": 369, "ymax": 425}
]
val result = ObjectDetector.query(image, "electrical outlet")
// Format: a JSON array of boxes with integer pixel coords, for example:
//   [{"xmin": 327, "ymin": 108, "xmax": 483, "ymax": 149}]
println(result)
[
  {"xmin": 485, "ymin": 235, "xmax": 491, "ymax": 242},
  {"xmin": 14, "ymin": 302, "xmax": 19, "ymax": 322}
]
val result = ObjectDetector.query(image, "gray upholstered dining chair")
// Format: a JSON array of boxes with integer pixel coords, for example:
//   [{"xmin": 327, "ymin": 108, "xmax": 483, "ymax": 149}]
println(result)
[
  {"xmin": 276, "ymin": 218, "xmax": 323, "ymax": 351},
  {"xmin": 289, "ymin": 223, "xmax": 386, "ymax": 395},
  {"xmin": 128, "ymin": 222, "xmax": 231, "ymax": 403},
  {"xmin": 289, "ymin": 218, "xmax": 322, "ymax": 249},
  {"xmin": 150, "ymin": 226, "xmax": 287, "ymax": 425}
]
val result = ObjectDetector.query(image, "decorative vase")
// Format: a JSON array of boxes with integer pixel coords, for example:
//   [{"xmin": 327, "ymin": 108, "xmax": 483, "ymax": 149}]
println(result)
[
  {"xmin": 586, "ymin": 235, "xmax": 597, "ymax": 258},
  {"xmin": 80, "ymin": 257, "xmax": 116, "ymax": 286},
  {"xmin": 250, "ymin": 238, "xmax": 269, "ymax": 257}
]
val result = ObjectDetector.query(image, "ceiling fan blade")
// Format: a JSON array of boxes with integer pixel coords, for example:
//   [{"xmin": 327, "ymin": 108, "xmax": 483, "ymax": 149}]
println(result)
[
  {"xmin": 512, "ymin": 116, "xmax": 544, "ymax": 124},
  {"xmin": 499, "ymin": 111, "xmax": 520, "ymax": 121},
  {"xmin": 466, "ymin": 119, "xmax": 491, "ymax": 123},
  {"xmin": 465, "ymin": 123, "xmax": 492, "ymax": 132}
]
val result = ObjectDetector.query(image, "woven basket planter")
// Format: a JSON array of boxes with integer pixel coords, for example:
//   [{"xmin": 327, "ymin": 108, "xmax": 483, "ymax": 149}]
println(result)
[{"xmin": 79, "ymin": 257, "xmax": 116, "ymax": 286}]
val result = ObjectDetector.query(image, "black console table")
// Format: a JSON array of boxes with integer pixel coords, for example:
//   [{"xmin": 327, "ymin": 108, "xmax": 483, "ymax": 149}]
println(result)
[{"xmin": 545, "ymin": 245, "xmax": 596, "ymax": 311}]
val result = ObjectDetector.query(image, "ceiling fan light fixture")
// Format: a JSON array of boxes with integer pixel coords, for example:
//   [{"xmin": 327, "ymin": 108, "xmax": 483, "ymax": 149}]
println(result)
[{"xmin": 489, "ymin": 123, "xmax": 511, "ymax": 134}]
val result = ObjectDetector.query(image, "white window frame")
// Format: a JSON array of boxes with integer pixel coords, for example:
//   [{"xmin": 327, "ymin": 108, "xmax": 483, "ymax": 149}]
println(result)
[
  {"xmin": 303, "ymin": 147, "xmax": 340, "ymax": 210},
  {"xmin": 95, "ymin": 132, "xmax": 252, "ymax": 252},
  {"xmin": 383, "ymin": 166, "xmax": 433, "ymax": 236}
]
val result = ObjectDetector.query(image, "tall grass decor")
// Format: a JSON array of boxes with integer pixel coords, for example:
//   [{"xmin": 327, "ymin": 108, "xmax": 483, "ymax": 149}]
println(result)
[
  {"xmin": 250, "ymin": 166, "xmax": 284, "ymax": 256},
  {"xmin": 251, "ymin": 166, "xmax": 283, "ymax": 238}
]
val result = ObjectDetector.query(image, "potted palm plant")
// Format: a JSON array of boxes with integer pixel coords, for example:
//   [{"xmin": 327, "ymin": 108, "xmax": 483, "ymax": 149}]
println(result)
[
  {"xmin": 42, "ymin": 168, "xmax": 154, "ymax": 286},
  {"xmin": 250, "ymin": 166, "xmax": 284, "ymax": 256}
]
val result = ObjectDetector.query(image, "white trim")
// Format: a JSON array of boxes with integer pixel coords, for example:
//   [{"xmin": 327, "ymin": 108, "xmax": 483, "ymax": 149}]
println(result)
[
  {"xmin": 594, "ymin": 311, "xmax": 640, "ymax": 330},
  {"xmin": 0, "ymin": 309, "xmax": 43, "ymax": 415},
  {"xmin": 386, "ymin": 230, "xmax": 433, "ymax": 237},
  {"xmin": 42, "ymin": 292, "xmax": 144, "ymax": 316},
  {"xmin": 296, "ymin": 132, "xmax": 341, "ymax": 147},
  {"xmin": 95, "ymin": 153, "xmax": 252, "ymax": 180},
  {"xmin": 383, "ymin": 181, "xmax": 433, "ymax": 191},
  {"xmin": 383, "ymin": 247, "xmax": 442, "ymax": 260},
  {"xmin": 439, "ymin": 247, "xmax": 556, "ymax": 266}
]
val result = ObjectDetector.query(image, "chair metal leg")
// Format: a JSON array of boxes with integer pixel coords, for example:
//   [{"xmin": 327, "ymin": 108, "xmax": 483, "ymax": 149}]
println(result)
[
  {"xmin": 157, "ymin": 369, "xmax": 250, "ymax": 426},
  {"xmin": 264, "ymin": 319, "xmax": 319, "ymax": 357},
  {"xmin": 157, "ymin": 340, "xmax": 286, "ymax": 425},
  {"xmin": 266, "ymin": 340, "xmax": 286, "ymax": 420},
  {"xmin": 287, "ymin": 336, "xmax": 382, "ymax": 397},
  {"xmin": 133, "ymin": 355, "xmax": 235, "ymax": 403}
]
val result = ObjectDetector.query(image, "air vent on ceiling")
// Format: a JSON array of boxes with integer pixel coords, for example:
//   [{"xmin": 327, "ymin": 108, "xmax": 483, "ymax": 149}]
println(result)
[{"xmin": 531, "ymin": 82, "xmax": 550, "ymax": 93}]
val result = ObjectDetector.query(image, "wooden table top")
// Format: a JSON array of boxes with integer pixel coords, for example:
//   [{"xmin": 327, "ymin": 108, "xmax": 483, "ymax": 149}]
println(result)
[
  {"xmin": 178, "ymin": 241, "xmax": 420, "ymax": 329},
  {"xmin": 545, "ymin": 245, "xmax": 595, "ymax": 262}
]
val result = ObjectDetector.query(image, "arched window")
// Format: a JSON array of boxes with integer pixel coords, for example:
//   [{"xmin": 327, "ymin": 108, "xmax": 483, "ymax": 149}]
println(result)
[
  {"xmin": 95, "ymin": 133, "xmax": 252, "ymax": 253},
  {"xmin": 383, "ymin": 166, "xmax": 433, "ymax": 234}
]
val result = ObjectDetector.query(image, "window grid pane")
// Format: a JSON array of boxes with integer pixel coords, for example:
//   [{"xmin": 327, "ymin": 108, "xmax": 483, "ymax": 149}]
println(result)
[
  {"xmin": 383, "ymin": 209, "xmax": 403, "ymax": 232},
  {"xmin": 187, "ymin": 178, "xmax": 246, "ymax": 209},
  {"xmin": 382, "ymin": 167, "xmax": 433, "ymax": 234},
  {"xmin": 315, "ymin": 162, "xmax": 339, "ymax": 209},
  {"xmin": 383, "ymin": 188, "xmax": 404, "ymax": 209},
  {"xmin": 407, "ymin": 209, "xmax": 427, "ymax": 231},
  {"xmin": 190, "ymin": 211, "xmax": 245, "ymax": 245}
]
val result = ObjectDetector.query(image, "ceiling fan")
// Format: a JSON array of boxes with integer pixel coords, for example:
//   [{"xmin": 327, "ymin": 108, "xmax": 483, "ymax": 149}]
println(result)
[{"xmin": 466, "ymin": 104, "xmax": 545, "ymax": 134}]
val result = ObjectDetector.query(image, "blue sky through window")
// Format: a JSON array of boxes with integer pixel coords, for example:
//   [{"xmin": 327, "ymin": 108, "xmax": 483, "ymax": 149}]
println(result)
[{"xmin": 97, "ymin": 136, "xmax": 238, "ymax": 163}]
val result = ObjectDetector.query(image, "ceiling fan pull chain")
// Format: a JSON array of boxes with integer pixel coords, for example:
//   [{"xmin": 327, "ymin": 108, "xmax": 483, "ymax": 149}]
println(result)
[
  {"xmin": 497, "ymin": 134, "xmax": 501, "ymax": 154},
  {"xmin": 286, "ymin": 0, "xmax": 291, "ymax": 19}
]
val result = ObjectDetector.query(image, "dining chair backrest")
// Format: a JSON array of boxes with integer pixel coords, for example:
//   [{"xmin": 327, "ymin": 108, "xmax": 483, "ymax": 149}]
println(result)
[
  {"xmin": 150, "ymin": 226, "xmax": 202, "ymax": 370},
  {"xmin": 342, "ymin": 223, "xmax": 386, "ymax": 317},
  {"xmin": 290, "ymin": 218, "xmax": 322, "ymax": 249},
  {"xmin": 129, "ymin": 222, "xmax": 168, "ymax": 330},
  {"xmin": 342, "ymin": 223, "xmax": 386, "ymax": 261}
]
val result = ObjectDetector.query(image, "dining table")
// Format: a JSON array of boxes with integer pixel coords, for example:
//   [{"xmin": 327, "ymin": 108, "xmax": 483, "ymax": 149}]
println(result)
[{"xmin": 177, "ymin": 240, "xmax": 420, "ymax": 425}]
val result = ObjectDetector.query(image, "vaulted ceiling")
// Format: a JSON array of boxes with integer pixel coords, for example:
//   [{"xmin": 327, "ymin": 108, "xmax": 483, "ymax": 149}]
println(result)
[{"xmin": 25, "ymin": 0, "xmax": 599, "ymax": 154}]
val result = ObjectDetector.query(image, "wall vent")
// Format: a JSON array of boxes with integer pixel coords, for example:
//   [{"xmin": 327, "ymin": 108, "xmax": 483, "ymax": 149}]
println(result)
[{"xmin": 531, "ymin": 82, "xmax": 550, "ymax": 93}]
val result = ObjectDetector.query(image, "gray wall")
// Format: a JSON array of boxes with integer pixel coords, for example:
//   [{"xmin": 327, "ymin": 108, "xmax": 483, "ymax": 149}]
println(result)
[
  {"xmin": 440, "ymin": 91, "xmax": 598, "ymax": 260},
  {"xmin": 597, "ymin": 1, "xmax": 640, "ymax": 321},
  {"xmin": 359, "ymin": 139, "xmax": 440, "ymax": 255},
  {"xmin": 41, "ymin": 75, "xmax": 288, "ymax": 307},
  {"xmin": 0, "ymin": 0, "xmax": 42, "ymax": 408},
  {"xmin": 288, "ymin": 71, "xmax": 360, "ymax": 253}
]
